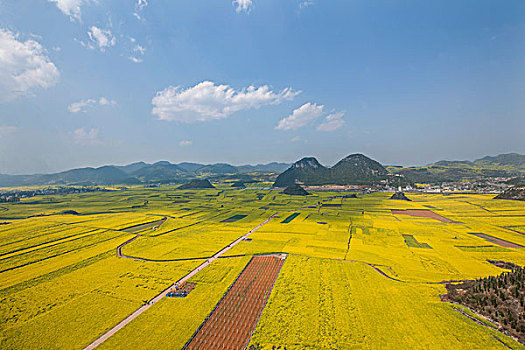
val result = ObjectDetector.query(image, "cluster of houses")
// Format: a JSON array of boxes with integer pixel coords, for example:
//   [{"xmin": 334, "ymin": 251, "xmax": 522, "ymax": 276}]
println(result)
[{"xmin": 384, "ymin": 178, "xmax": 512, "ymax": 194}]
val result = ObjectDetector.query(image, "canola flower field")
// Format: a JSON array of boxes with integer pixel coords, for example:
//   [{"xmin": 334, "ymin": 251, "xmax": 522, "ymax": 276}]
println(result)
[{"xmin": 1, "ymin": 185, "xmax": 525, "ymax": 349}]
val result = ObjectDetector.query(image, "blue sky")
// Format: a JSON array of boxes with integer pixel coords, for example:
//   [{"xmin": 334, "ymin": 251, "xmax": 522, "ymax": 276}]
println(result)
[{"xmin": 0, "ymin": 0, "xmax": 524, "ymax": 174}]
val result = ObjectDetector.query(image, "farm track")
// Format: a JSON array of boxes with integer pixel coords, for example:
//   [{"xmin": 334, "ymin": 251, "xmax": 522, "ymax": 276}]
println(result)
[
  {"xmin": 119, "ymin": 218, "xmax": 166, "ymax": 232},
  {"xmin": 183, "ymin": 254, "xmax": 286, "ymax": 350},
  {"xmin": 343, "ymin": 223, "xmax": 353, "ymax": 260},
  {"xmin": 83, "ymin": 213, "xmax": 279, "ymax": 350}
]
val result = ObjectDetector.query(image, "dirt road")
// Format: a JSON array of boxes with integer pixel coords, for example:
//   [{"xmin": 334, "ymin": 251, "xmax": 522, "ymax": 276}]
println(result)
[{"xmin": 83, "ymin": 213, "xmax": 278, "ymax": 350}]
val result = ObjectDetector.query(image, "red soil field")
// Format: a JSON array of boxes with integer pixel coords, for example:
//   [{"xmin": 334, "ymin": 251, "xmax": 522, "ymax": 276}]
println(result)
[
  {"xmin": 391, "ymin": 209, "xmax": 455, "ymax": 223},
  {"xmin": 184, "ymin": 254, "xmax": 286, "ymax": 350}
]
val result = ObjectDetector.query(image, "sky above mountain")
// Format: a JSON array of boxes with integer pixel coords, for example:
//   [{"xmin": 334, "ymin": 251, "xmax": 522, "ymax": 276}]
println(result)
[{"xmin": 0, "ymin": 0, "xmax": 524, "ymax": 174}]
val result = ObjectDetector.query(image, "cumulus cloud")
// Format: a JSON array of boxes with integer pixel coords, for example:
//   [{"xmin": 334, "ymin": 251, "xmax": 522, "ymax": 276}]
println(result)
[
  {"xmin": 317, "ymin": 112, "xmax": 345, "ymax": 131},
  {"xmin": 68, "ymin": 97, "xmax": 116, "ymax": 113},
  {"xmin": 179, "ymin": 140, "xmax": 193, "ymax": 147},
  {"xmin": 275, "ymin": 102, "xmax": 324, "ymax": 130},
  {"xmin": 72, "ymin": 128, "xmax": 102, "ymax": 145},
  {"xmin": 233, "ymin": 0, "xmax": 253, "ymax": 13},
  {"xmin": 48, "ymin": 0, "xmax": 92, "ymax": 21},
  {"xmin": 290, "ymin": 136, "xmax": 301, "ymax": 142},
  {"xmin": 0, "ymin": 126, "xmax": 17, "ymax": 136},
  {"xmin": 86, "ymin": 26, "xmax": 115, "ymax": 51},
  {"xmin": 152, "ymin": 81, "xmax": 299, "ymax": 122},
  {"xmin": 0, "ymin": 28, "xmax": 60, "ymax": 102}
]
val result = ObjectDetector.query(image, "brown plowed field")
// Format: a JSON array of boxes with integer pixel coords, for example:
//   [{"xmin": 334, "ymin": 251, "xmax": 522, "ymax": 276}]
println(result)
[
  {"xmin": 184, "ymin": 254, "xmax": 286, "ymax": 350},
  {"xmin": 391, "ymin": 209, "xmax": 455, "ymax": 223},
  {"xmin": 469, "ymin": 233, "xmax": 523, "ymax": 248}
]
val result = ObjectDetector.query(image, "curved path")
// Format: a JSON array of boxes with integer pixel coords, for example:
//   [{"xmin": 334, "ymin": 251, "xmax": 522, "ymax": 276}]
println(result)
[{"xmin": 83, "ymin": 213, "xmax": 278, "ymax": 350}]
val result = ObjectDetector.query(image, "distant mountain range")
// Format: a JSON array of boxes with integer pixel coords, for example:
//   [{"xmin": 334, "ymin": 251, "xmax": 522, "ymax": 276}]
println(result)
[
  {"xmin": 0, "ymin": 161, "xmax": 291, "ymax": 187},
  {"xmin": 389, "ymin": 153, "xmax": 525, "ymax": 183},
  {"xmin": 0, "ymin": 153, "xmax": 523, "ymax": 187},
  {"xmin": 274, "ymin": 153, "xmax": 525, "ymax": 187}
]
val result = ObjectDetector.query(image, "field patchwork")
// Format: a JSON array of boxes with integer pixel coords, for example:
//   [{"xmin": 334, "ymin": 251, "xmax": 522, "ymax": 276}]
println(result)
[{"xmin": 0, "ymin": 188, "xmax": 524, "ymax": 349}]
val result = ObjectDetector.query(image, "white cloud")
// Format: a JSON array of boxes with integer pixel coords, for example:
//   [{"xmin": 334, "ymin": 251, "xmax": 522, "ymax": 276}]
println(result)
[
  {"xmin": 276, "ymin": 102, "xmax": 324, "ymax": 130},
  {"xmin": 134, "ymin": 0, "xmax": 148, "ymax": 20},
  {"xmin": 128, "ymin": 44, "xmax": 145, "ymax": 63},
  {"xmin": 98, "ymin": 97, "xmax": 116, "ymax": 106},
  {"xmin": 317, "ymin": 112, "xmax": 345, "ymax": 131},
  {"xmin": 0, "ymin": 126, "xmax": 17, "ymax": 136},
  {"xmin": 68, "ymin": 97, "xmax": 116, "ymax": 113},
  {"xmin": 0, "ymin": 28, "xmax": 60, "ymax": 102},
  {"xmin": 136, "ymin": 0, "xmax": 148, "ymax": 10},
  {"xmin": 179, "ymin": 140, "xmax": 193, "ymax": 147},
  {"xmin": 68, "ymin": 98, "xmax": 96, "ymax": 112},
  {"xmin": 152, "ymin": 81, "xmax": 299, "ymax": 122},
  {"xmin": 133, "ymin": 44, "xmax": 145, "ymax": 54},
  {"xmin": 48, "ymin": 0, "xmax": 92, "ymax": 21},
  {"xmin": 299, "ymin": 0, "xmax": 314, "ymax": 10},
  {"xmin": 233, "ymin": 0, "xmax": 253, "ymax": 13},
  {"xmin": 87, "ymin": 26, "xmax": 115, "ymax": 51},
  {"xmin": 128, "ymin": 56, "xmax": 143, "ymax": 63},
  {"xmin": 72, "ymin": 128, "xmax": 102, "ymax": 145},
  {"xmin": 291, "ymin": 136, "xmax": 301, "ymax": 142}
]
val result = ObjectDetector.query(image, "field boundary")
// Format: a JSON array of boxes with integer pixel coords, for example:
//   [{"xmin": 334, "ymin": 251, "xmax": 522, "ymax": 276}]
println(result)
[
  {"xmin": 183, "ymin": 254, "xmax": 287, "ymax": 349},
  {"xmin": 83, "ymin": 213, "xmax": 279, "ymax": 350}
]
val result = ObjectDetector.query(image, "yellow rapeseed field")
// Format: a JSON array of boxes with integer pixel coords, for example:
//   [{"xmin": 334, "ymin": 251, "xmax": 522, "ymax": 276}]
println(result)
[{"xmin": 0, "ymin": 186, "xmax": 524, "ymax": 349}]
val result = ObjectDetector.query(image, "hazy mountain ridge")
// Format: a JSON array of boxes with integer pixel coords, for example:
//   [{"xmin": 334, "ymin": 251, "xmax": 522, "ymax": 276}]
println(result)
[
  {"xmin": 275, "ymin": 153, "xmax": 525, "ymax": 187},
  {"xmin": 0, "ymin": 161, "xmax": 291, "ymax": 187},
  {"xmin": 0, "ymin": 153, "xmax": 523, "ymax": 187},
  {"xmin": 389, "ymin": 153, "xmax": 525, "ymax": 183}
]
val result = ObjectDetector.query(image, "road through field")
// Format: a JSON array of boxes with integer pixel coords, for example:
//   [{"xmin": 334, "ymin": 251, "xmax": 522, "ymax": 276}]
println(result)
[{"xmin": 83, "ymin": 212, "xmax": 278, "ymax": 350}]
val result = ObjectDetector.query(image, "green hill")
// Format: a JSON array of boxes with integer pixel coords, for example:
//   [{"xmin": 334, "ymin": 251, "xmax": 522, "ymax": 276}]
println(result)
[
  {"xmin": 273, "ymin": 157, "xmax": 330, "ymax": 187},
  {"xmin": 282, "ymin": 184, "xmax": 311, "ymax": 196},
  {"xmin": 177, "ymin": 179, "xmax": 215, "ymax": 190},
  {"xmin": 330, "ymin": 154, "xmax": 388, "ymax": 185},
  {"xmin": 273, "ymin": 154, "xmax": 387, "ymax": 187}
]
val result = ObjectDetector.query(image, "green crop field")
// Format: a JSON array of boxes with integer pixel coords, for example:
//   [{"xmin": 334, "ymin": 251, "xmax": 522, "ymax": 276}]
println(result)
[{"xmin": 1, "ymin": 186, "xmax": 525, "ymax": 349}]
